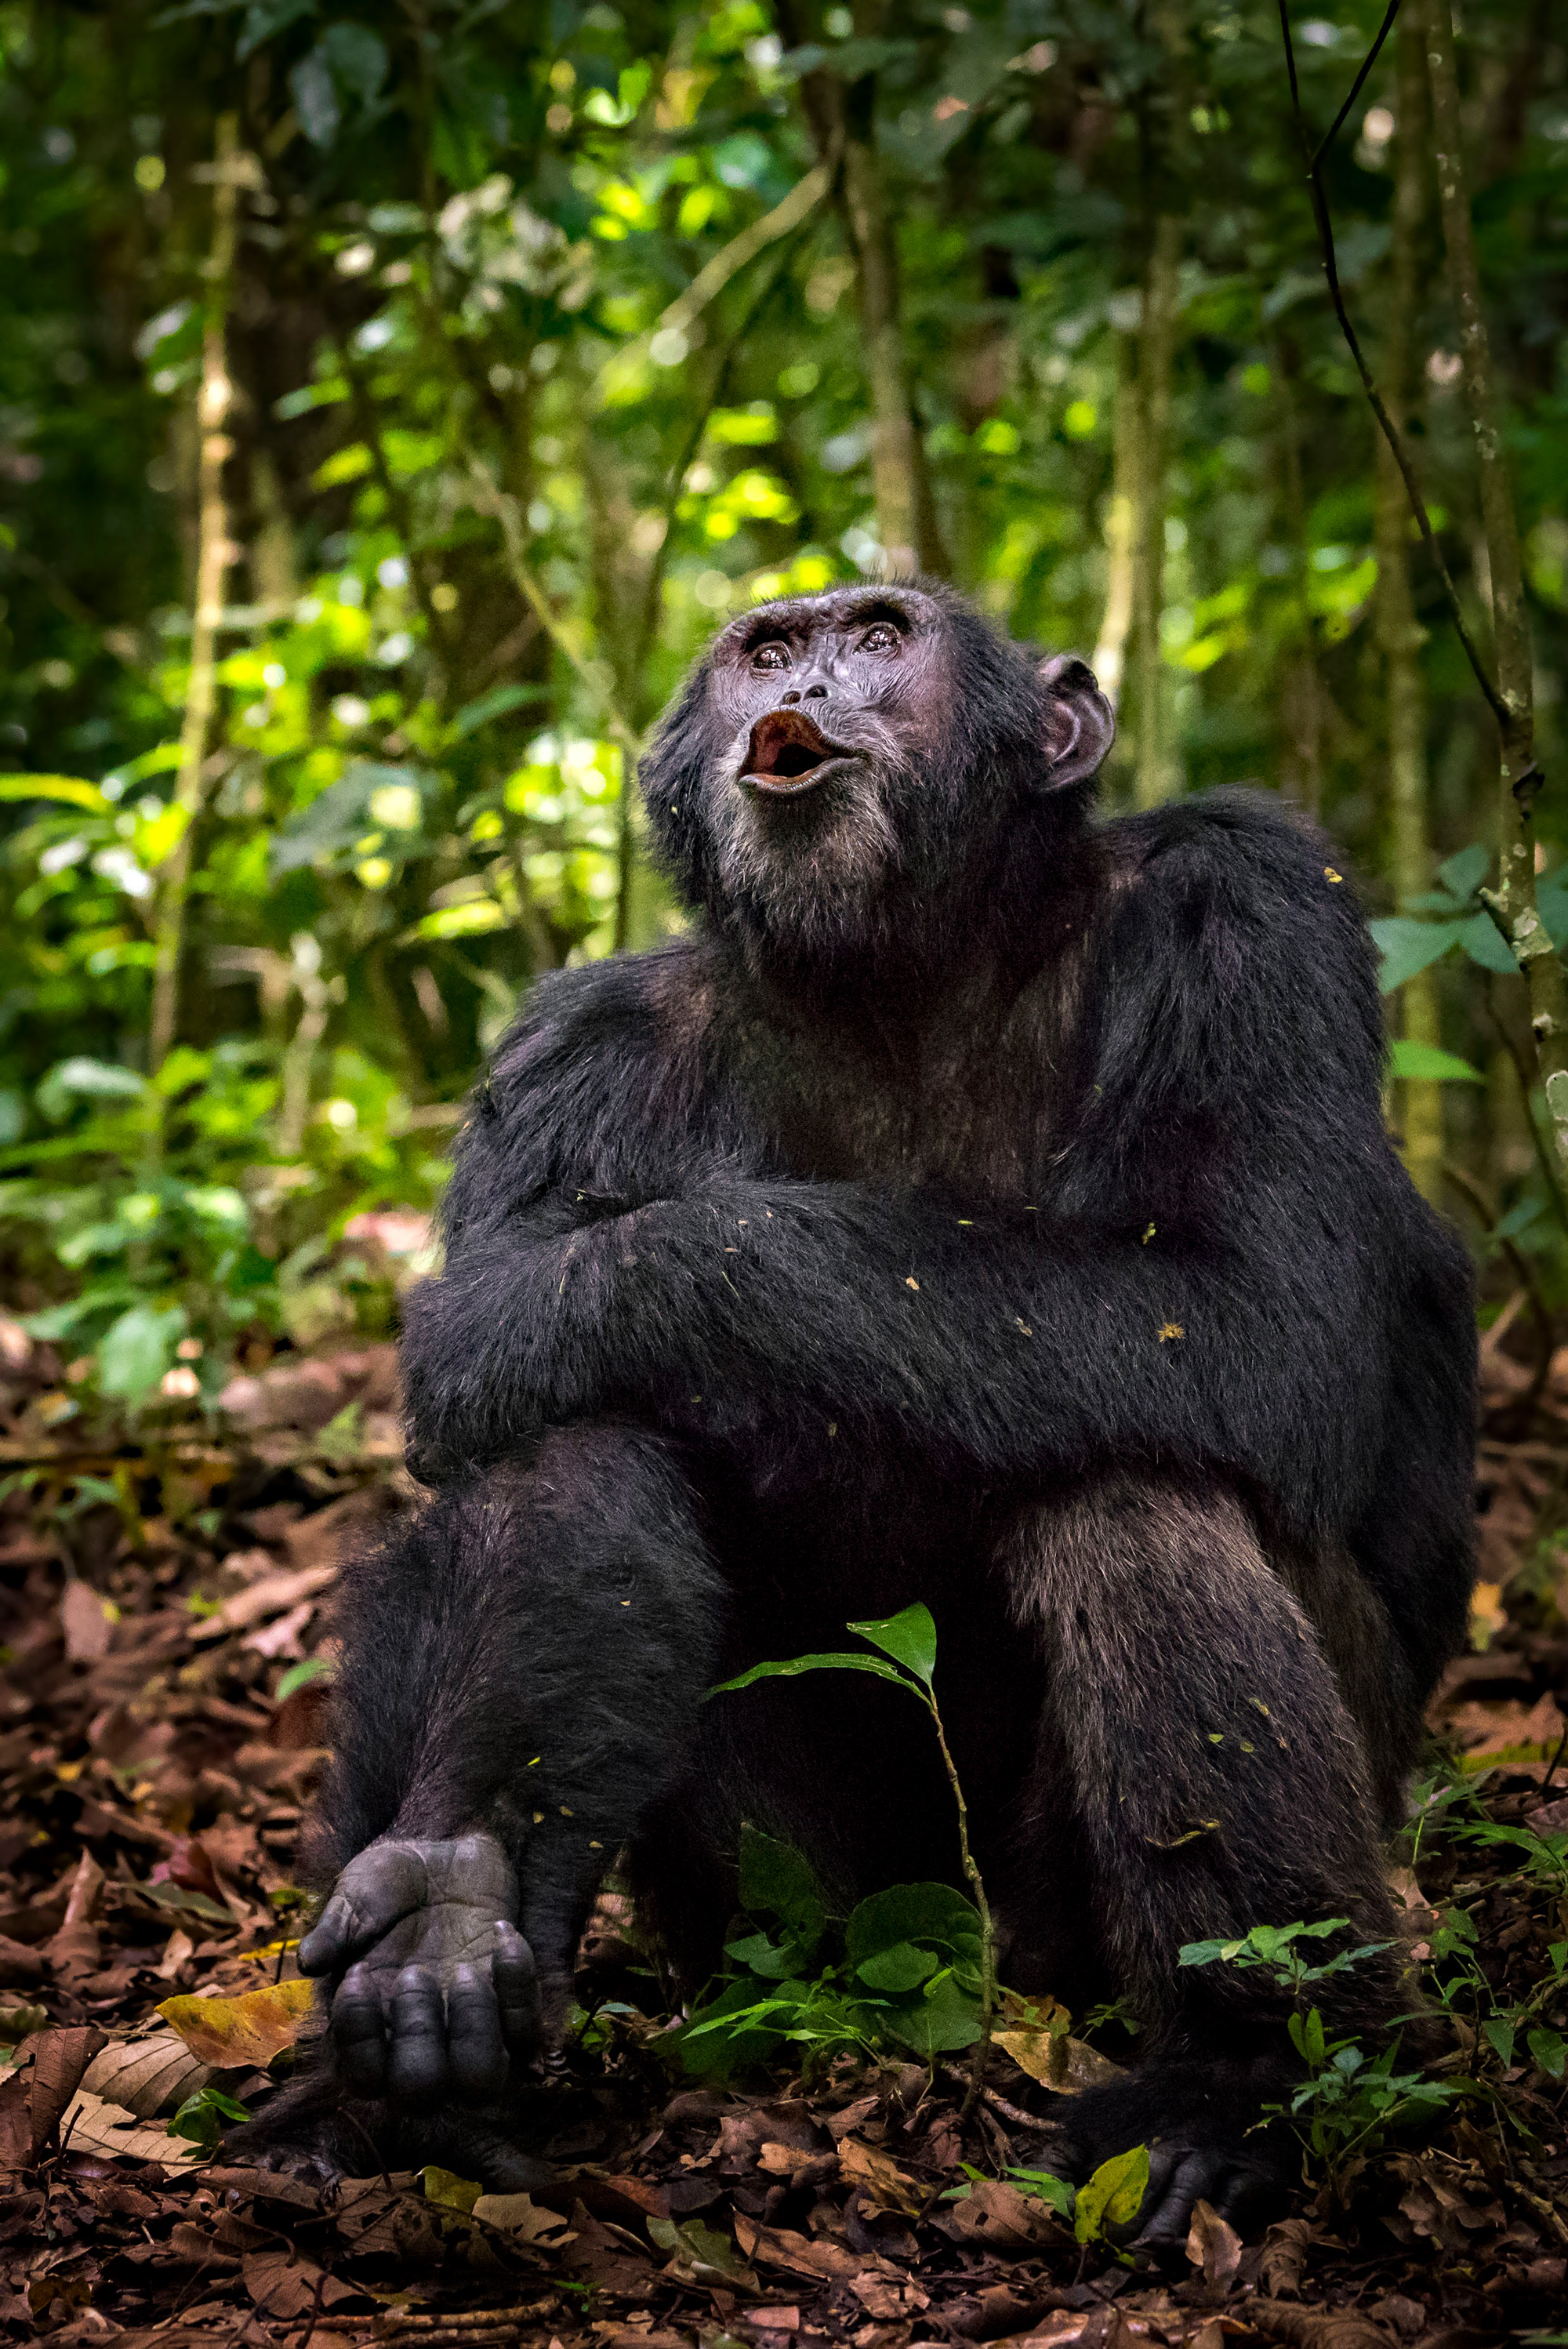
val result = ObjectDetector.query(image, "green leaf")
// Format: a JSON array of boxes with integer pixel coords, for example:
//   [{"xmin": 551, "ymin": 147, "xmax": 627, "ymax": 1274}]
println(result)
[
  {"xmin": 885, "ymin": 1968, "xmax": 982, "ymax": 2055},
  {"xmin": 447, "ymin": 682, "xmax": 546, "ymax": 742},
  {"xmin": 709, "ymin": 1651, "xmax": 923, "ymax": 1699},
  {"xmin": 1388, "ymin": 1040, "xmax": 1484, "ymax": 1084},
  {"xmin": 1482, "ymin": 2015, "xmax": 1515, "ymax": 2066},
  {"xmin": 855, "ymin": 1941, "xmax": 938, "ymax": 1993},
  {"xmin": 0, "ymin": 773, "xmax": 108, "ymax": 811},
  {"xmin": 1073, "ymin": 2144, "xmax": 1149, "ymax": 2246},
  {"xmin": 1438, "ymin": 842, "xmax": 1491, "ymax": 901},
  {"xmin": 36, "ymin": 1057, "xmax": 147, "ymax": 1124},
  {"xmin": 737, "ymin": 1825, "xmax": 827, "ymax": 1950},
  {"xmin": 1005, "ymin": 2166, "xmax": 1076, "ymax": 2221},
  {"xmin": 1458, "ymin": 912, "xmax": 1520, "ymax": 975},
  {"xmin": 845, "ymin": 1882, "xmax": 983, "ymax": 1970},
  {"xmin": 1367, "ymin": 915, "xmax": 1468, "ymax": 994},
  {"xmin": 1528, "ymin": 2027, "xmax": 1566, "ymax": 2082},
  {"xmin": 99, "ymin": 1303, "xmax": 184, "ymax": 1403},
  {"xmin": 846, "ymin": 1602, "xmax": 937, "ymax": 1686},
  {"xmin": 275, "ymin": 1655, "xmax": 332, "ymax": 1701}
]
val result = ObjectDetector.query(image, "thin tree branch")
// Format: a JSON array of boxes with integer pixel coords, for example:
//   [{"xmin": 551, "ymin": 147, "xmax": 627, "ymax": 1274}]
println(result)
[
  {"xmin": 592, "ymin": 159, "xmax": 835, "ymax": 410},
  {"xmin": 466, "ymin": 459, "xmax": 641, "ymax": 761},
  {"xmin": 1275, "ymin": 0, "xmax": 1508, "ymax": 728},
  {"xmin": 1310, "ymin": 0, "xmax": 1401, "ymax": 170}
]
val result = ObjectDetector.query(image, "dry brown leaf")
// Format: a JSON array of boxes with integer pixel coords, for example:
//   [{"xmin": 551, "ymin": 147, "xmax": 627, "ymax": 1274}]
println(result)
[
  {"xmin": 190, "ymin": 1561, "xmax": 337, "ymax": 1642},
  {"xmin": 44, "ymin": 1850, "xmax": 105, "ymax": 1977},
  {"xmin": 1260, "ymin": 2216, "xmax": 1314, "ymax": 2299},
  {"xmin": 1185, "ymin": 2196, "xmax": 1243, "ymax": 2289},
  {"xmin": 27, "ymin": 2024, "xmax": 107, "ymax": 2157},
  {"xmin": 934, "ymin": 2177, "xmax": 1070, "ymax": 2255},
  {"xmin": 61, "ymin": 1579, "xmax": 112, "ymax": 1662},
  {"xmin": 848, "ymin": 2275, "xmax": 929, "ymax": 2320},
  {"xmin": 1247, "ymin": 2302, "xmax": 1394, "ymax": 2349},
  {"xmin": 80, "ymin": 2032, "xmax": 212, "ymax": 2119},
  {"xmin": 837, "ymin": 2137, "xmax": 925, "ymax": 2217},
  {"xmin": 470, "ymin": 2191, "xmax": 574, "ymax": 2244},
  {"xmin": 60, "ymin": 2088, "xmax": 180, "ymax": 2165},
  {"xmin": 158, "ymin": 1974, "xmax": 314, "ymax": 2066},
  {"xmin": 242, "ymin": 2249, "xmax": 358, "ymax": 2319},
  {"xmin": 733, "ymin": 2215, "xmax": 898, "ymax": 2283},
  {"xmin": 0, "ymin": 1937, "xmax": 45, "ymax": 1988}
]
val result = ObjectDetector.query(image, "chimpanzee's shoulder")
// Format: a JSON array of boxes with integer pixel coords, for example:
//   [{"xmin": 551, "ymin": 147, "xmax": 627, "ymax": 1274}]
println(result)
[
  {"xmin": 485, "ymin": 939, "xmax": 717, "ymax": 1095},
  {"xmin": 1101, "ymin": 786, "xmax": 1373, "ymax": 964}
]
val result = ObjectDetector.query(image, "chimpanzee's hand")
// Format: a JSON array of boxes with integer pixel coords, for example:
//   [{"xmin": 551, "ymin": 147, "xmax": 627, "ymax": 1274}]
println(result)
[{"xmin": 297, "ymin": 1832, "xmax": 539, "ymax": 2102}]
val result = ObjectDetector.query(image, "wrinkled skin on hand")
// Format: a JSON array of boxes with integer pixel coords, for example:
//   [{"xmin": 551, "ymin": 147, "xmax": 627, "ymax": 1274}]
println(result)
[{"xmin": 298, "ymin": 1832, "xmax": 539, "ymax": 2102}]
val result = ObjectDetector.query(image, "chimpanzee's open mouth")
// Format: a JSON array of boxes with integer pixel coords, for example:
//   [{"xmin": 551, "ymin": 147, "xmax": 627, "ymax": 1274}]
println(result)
[{"xmin": 740, "ymin": 709, "xmax": 858, "ymax": 797}]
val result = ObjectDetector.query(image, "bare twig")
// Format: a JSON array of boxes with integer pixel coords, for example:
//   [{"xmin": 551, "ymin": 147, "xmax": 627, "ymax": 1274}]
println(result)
[
  {"xmin": 1275, "ymin": 1, "xmax": 1504, "ymax": 727},
  {"xmin": 466, "ymin": 459, "xmax": 641, "ymax": 761},
  {"xmin": 593, "ymin": 159, "xmax": 833, "ymax": 410}
]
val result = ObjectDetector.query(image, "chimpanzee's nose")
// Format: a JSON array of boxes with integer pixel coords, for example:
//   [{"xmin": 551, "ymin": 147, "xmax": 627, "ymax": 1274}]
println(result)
[{"xmin": 781, "ymin": 681, "xmax": 829, "ymax": 706}]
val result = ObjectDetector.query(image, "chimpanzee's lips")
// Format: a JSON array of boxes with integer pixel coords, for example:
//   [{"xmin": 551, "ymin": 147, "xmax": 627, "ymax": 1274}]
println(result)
[{"xmin": 740, "ymin": 709, "xmax": 858, "ymax": 797}]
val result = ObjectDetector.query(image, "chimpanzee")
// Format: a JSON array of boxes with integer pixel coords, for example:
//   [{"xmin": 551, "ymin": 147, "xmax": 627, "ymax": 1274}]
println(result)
[{"xmin": 245, "ymin": 584, "xmax": 1475, "ymax": 2247}]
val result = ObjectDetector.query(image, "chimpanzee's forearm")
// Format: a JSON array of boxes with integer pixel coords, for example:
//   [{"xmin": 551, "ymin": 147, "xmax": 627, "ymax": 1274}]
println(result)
[{"xmin": 401, "ymin": 1171, "xmax": 1425, "ymax": 1539}]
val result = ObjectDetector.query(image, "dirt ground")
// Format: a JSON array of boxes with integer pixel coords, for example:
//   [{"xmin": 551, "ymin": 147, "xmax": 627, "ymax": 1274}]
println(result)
[{"xmin": 0, "ymin": 1317, "xmax": 1566, "ymax": 2349}]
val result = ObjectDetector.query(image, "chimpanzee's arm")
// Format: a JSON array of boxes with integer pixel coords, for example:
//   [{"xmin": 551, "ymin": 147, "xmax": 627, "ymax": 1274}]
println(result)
[{"xmin": 403, "ymin": 798, "xmax": 1473, "ymax": 1541}]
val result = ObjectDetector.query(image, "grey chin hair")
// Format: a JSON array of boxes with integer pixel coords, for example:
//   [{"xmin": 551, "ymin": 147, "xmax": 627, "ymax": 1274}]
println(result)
[{"xmin": 706, "ymin": 752, "xmax": 909, "ymax": 957}]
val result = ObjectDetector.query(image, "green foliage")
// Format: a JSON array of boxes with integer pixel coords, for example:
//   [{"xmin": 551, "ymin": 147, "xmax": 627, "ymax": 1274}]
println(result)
[
  {"xmin": 3, "ymin": 0, "xmax": 1567, "ymax": 1398},
  {"xmin": 676, "ymin": 1827, "xmax": 985, "ymax": 2080},
  {"xmin": 168, "ymin": 2083, "xmax": 251, "ymax": 2156}
]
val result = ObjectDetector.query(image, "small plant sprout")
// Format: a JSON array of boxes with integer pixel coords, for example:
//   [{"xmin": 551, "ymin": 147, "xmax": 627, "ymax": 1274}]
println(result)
[{"xmin": 710, "ymin": 1602, "xmax": 999, "ymax": 2111}]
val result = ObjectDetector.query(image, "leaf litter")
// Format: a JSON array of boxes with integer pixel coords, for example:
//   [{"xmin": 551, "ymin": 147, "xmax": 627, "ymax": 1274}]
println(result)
[{"xmin": 0, "ymin": 1334, "xmax": 1564, "ymax": 2347}]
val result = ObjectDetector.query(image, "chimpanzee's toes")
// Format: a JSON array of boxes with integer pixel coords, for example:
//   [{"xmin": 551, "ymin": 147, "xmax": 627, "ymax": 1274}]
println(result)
[
  {"xmin": 1126, "ymin": 2140, "xmax": 1287, "ymax": 2256},
  {"xmin": 333, "ymin": 1962, "xmax": 389, "ymax": 2095},
  {"xmin": 387, "ymin": 1964, "xmax": 448, "ymax": 2097},
  {"xmin": 448, "ymin": 1960, "xmax": 507, "ymax": 2099}
]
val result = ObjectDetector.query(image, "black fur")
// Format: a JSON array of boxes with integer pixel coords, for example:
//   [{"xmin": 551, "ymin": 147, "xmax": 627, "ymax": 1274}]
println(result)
[{"xmin": 241, "ymin": 586, "xmax": 1475, "ymax": 2245}]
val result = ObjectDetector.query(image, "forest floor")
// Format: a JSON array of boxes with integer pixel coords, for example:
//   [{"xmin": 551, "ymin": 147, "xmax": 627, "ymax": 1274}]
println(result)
[{"xmin": 0, "ymin": 1313, "xmax": 1566, "ymax": 2349}]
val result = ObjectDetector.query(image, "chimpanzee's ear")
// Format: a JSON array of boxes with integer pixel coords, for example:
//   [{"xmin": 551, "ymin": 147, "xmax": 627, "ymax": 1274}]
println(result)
[{"xmin": 1038, "ymin": 653, "xmax": 1115, "ymax": 790}]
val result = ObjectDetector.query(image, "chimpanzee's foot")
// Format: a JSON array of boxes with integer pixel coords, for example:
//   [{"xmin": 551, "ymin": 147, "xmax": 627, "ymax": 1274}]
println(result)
[
  {"xmin": 223, "ymin": 2067, "xmax": 554, "ymax": 2192},
  {"xmin": 1045, "ymin": 2053, "xmax": 1296, "ymax": 2254},
  {"xmin": 298, "ymin": 1832, "xmax": 543, "ymax": 2099}
]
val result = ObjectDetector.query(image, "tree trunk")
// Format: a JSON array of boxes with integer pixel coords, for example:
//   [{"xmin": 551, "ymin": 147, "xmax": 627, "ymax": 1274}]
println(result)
[
  {"xmin": 148, "ymin": 111, "xmax": 240, "ymax": 1075},
  {"xmin": 778, "ymin": 0, "xmax": 946, "ymax": 579},
  {"xmin": 1425, "ymin": 0, "xmax": 1568, "ymax": 1169},
  {"xmin": 1132, "ymin": 215, "xmax": 1180, "ymax": 810},
  {"xmin": 1092, "ymin": 329, "xmax": 1137, "ymax": 719},
  {"xmin": 1378, "ymin": 11, "xmax": 1443, "ymax": 1207}
]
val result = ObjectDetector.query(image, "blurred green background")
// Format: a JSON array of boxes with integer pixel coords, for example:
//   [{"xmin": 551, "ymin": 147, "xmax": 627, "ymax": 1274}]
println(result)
[{"xmin": 3, "ymin": 0, "xmax": 1566, "ymax": 1425}]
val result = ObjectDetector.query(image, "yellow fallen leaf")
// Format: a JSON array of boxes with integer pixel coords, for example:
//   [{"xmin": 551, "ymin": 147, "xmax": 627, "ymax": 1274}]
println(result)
[
  {"xmin": 1468, "ymin": 1580, "xmax": 1506, "ymax": 1653},
  {"xmin": 837, "ymin": 2137, "xmax": 924, "ymax": 2217},
  {"xmin": 423, "ymin": 2165, "xmax": 483, "ymax": 2213},
  {"xmin": 158, "ymin": 1975, "xmax": 315, "ymax": 2067}
]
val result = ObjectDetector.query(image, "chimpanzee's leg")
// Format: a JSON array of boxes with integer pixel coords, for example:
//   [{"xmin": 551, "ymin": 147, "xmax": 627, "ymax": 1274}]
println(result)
[
  {"xmin": 996, "ymin": 1471, "xmax": 1402, "ymax": 2247},
  {"xmin": 232, "ymin": 1423, "xmax": 724, "ymax": 2180}
]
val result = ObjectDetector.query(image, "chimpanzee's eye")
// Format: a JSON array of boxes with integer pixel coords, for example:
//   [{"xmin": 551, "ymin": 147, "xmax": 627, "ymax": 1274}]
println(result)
[
  {"xmin": 752, "ymin": 641, "xmax": 790, "ymax": 671},
  {"xmin": 862, "ymin": 623, "xmax": 901, "ymax": 652}
]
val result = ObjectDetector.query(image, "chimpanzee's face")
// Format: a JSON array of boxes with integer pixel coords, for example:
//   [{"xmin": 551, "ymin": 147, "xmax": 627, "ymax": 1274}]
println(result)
[
  {"xmin": 641, "ymin": 583, "xmax": 1112, "ymax": 967},
  {"xmin": 693, "ymin": 588, "xmax": 957, "ymax": 958}
]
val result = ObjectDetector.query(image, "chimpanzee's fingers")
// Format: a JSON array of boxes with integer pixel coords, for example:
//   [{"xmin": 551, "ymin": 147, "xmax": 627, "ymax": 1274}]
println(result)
[
  {"xmin": 299, "ymin": 1844, "xmax": 430, "ymax": 1975},
  {"xmin": 332, "ymin": 1962, "xmax": 389, "ymax": 2095},
  {"xmin": 1131, "ymin": 2148, "xmax": 1217, "ymax": 2253},
  {"xmin": 493, "ymin": 1922, "xmax": 539, "ymax": 2058},
  {"xmin": 447, "ymin": 1960, "xmax": 506, "ymax": 2100},
  {"xmin": 387, "ymin": 1964, "xmax": 448, "ymax": 2098}
]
